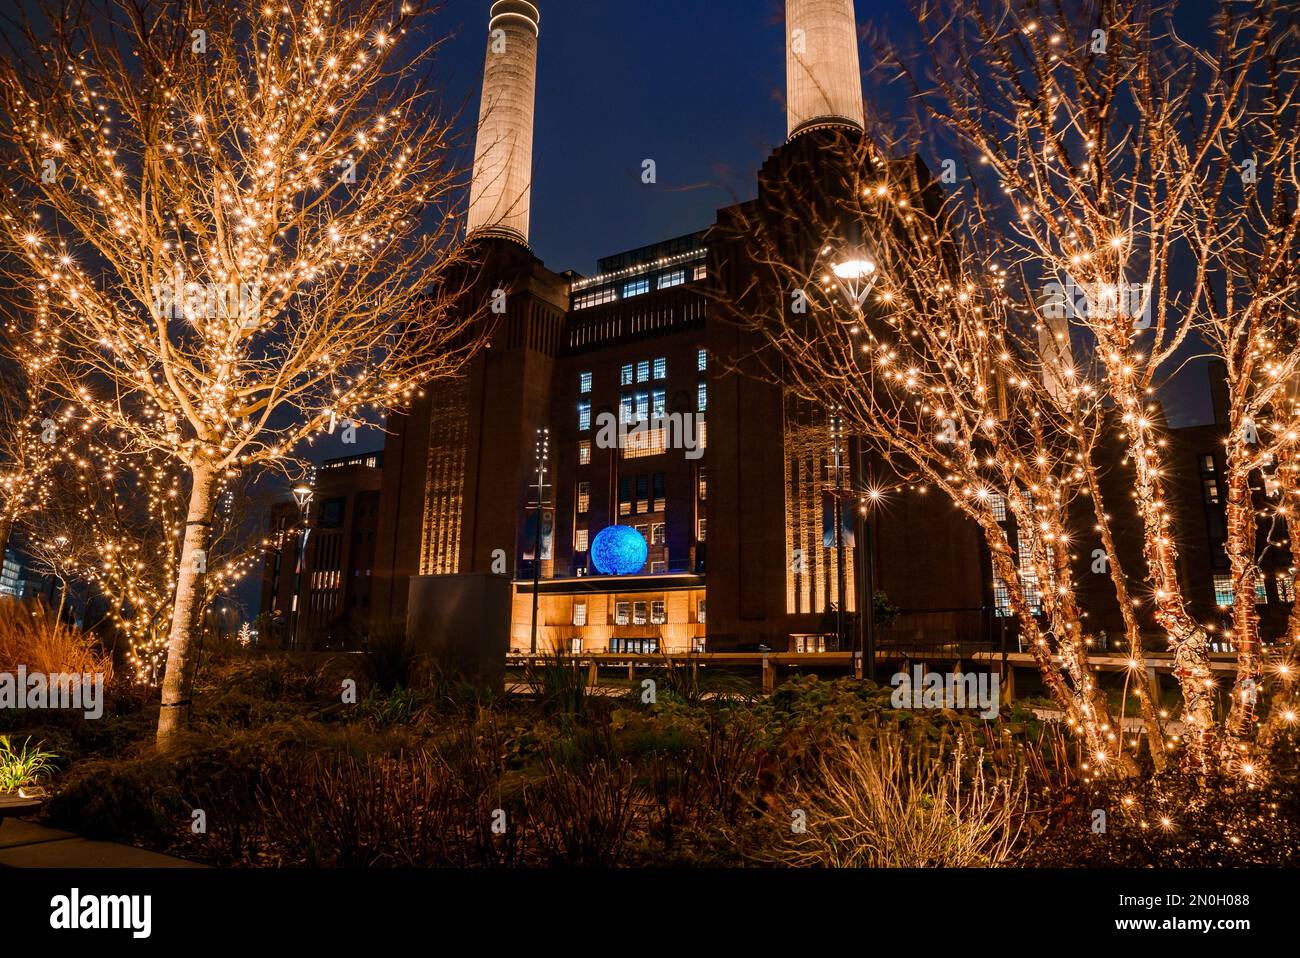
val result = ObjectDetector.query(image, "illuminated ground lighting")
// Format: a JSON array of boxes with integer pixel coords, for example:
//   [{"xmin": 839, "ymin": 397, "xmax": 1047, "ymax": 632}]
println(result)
[{"xmin": 590, "ymin": 525, "xmax": 649, "ymax": 576}]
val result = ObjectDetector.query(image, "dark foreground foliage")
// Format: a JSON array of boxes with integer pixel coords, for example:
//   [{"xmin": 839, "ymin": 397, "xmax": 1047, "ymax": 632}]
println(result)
[{"xmin": 11, "ymin": 650, "xmax": 1300, "ymax": 866}]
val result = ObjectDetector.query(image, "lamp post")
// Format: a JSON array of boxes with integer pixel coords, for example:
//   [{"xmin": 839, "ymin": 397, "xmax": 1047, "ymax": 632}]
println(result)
[
  {"xmin": 529, "ymin": 427, "xmax": 551, "ymax": 655},
  {"xmin": 857, "ymin": 476, "xmax": 882, "ymax": 684},
  {"xmin": 289, "ymin": 482, "xmax": 313, "ymax": 650},
  {"xmin": 828, "ymin": 242, "xmax": 880, "ymax": 677},
  {"xmin": 828, "ymin": 410, "xmax": 849, "ymax": 658}
]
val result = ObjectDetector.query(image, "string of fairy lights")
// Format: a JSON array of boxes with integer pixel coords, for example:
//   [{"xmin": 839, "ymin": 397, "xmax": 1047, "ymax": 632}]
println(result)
[
  {"xmin": 0, "ymin": 1, "xmax": 476, "ymax": 692},
  {"xmin": 761, "ymin": 23, "xmax": 1299, "ymax": 778}
]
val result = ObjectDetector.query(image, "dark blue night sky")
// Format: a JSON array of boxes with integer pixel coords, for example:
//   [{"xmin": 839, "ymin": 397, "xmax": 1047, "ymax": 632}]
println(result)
[
  {"xmin": 419, "ymin": 0, "xmax": 1214, "ymax": 425},
  {"xmin": 433, "ymin": 0, "xmax": 915, "ymax": 275}
]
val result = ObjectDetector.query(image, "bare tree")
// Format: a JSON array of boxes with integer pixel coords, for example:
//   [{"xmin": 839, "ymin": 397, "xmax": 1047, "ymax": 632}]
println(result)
[
  {"xmin": 0, "ymin": 0, "xmax": 488, "ymax": 744},
  {"xmin": 0, "ymin": 293, "xmax": 67, "ymax": 562},
  {"xmin": 716, "ymin": 129, "xmax": 1135, "ymax": 771},
  {"xmin": 877, "ymin": 0, "xmax": 1300, "ymax": 773},
  {"xmin": 27, "ymin": 435, "xmax": 263, "ymax": 686}
]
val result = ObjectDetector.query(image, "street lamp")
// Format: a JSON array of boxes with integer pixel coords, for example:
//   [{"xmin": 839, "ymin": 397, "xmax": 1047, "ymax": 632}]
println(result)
[
  {"xmin": 856, "ymin": 478, "xmax": 883, "ymax": 684},
  {"xmin": 289, "ymin": 482, "xmax": 313, "ymax": 650},
  {"xmin": 827, "ymin": 244, "xmax": 879, "ymax": 311}
]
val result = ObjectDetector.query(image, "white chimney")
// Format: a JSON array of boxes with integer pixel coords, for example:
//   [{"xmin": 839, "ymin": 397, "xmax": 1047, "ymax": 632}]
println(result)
[
  {"xmin": 786, "ymin": 0, "xmax": 866, "ymax": 140},
  {"xmin": 466, "ymin": 1, "xmax": 540, "ymax": 244}
]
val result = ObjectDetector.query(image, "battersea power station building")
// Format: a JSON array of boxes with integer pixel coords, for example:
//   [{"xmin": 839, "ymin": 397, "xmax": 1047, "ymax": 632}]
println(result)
[
  {"xmin": 362, "ymin": 0, "xmax": 989, "ymax": 661},
  {"xmin": 298, "ymin": 0, "xmax": 1295, "ymax": 663}
]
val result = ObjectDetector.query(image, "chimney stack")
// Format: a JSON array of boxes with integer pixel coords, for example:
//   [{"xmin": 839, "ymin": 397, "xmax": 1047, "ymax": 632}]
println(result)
[
  {"xmin": 466, "ymin": 1, "xmax": 540, "ymax": 245},
  {"xmin": 785, "ymin": 0, "xmax": 865, "ymax": 140}
]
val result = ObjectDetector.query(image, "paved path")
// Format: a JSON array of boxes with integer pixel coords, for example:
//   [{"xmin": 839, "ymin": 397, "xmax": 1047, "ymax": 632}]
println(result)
[{"xmin": 0, "ymin": 819, "xmax": 204, "ymax": 868}]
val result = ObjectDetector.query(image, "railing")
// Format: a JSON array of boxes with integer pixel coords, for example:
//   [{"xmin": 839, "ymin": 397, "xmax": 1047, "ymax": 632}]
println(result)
[{"xmin": 873, "ymin": 607, "xmax": 1013, "ymax": 662}]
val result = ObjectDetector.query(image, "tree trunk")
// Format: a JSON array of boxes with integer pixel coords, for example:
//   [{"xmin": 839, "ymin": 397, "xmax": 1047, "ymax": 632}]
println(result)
[
  {"xmin": 1224, "ymin": 465, "xmax": 1263, "ymax": 744},
  {"xmin": 0, "ymin": 513, "xmax": 12, "ymax": 567},
  {"xmin": 1259, "ymin": 493, "xmax": 1300, "ymax": 749},
  {"xmin": 1083, "ymin": 465, "xmax": 1165, "ymax": 771},
  {"xmin": 155, "ymin": 462, "xmax": 220, "ymax": 748},
  {"xmin": 983, "ymin": 519, "xmax": 1101, "ymax": 751},
  {"xmin": 1106, "ymin": 365, "xmax": 1217, "ymax": 774}
]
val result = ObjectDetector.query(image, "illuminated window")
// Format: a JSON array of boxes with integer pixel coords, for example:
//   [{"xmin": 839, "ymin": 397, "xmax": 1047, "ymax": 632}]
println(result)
[
  {"xmin": 651, "ymin": 561, "xmax": 666, "ymax": 574},
  {"xmin": 1213, "ymin": 574, "xmax": 1233, "ymax": 606},
  {"xmin": 1017, "ymin": 536, "xmax": 1043, "ymax": 615},
  {"xmin": 579, "ymin": 371, "xmax": 592, "ymax": 394},
  {"xmin": 577, "ymin": 481, "xmax": 590, "ymax": 514},
  {"xmin": 692, "ymin": 636, "xmax": 706, "ymax": 652},
  {"xmin": 1202, "ymin": 478, "xmax": 1220, "ymax": 504},
  {"xmin": 637, "ymin": 360, "xmax": 650, "ymax": 382},
  {"xmin": 658, "ymin": 270, "xmax": 685, "ymax": 290},
  {"xmin": 622, "ymin": 427, "xmax": 666, "ymax": 459},
  {"xmin": 653, "ymin": 473, "xmax": 665, "ymax": 511},
  {"xmin": 611, "ymin": 637, "xmax": 658, "ymax": 653},
  {"xmin": 621, "ymin": 363, "xmax": 634, "ymax": 386},
  {"xmin": 652, "ymin": 389, "xmax": 666, "ymax": 418},
  {"xmin": 635, "ymin": 523, "xmax": 649, "ymax": 539},
  {"xmin": 615, "ymin": 602, "xmax": 630, "ymax": 625},
  {"xmin": 697, "ymin": 381, "xmax": 707, "ymax": 412},
  {"xmin": 697, "ymin": 518, "xmax": 707, "ymax": 541},
  {"xmin": 651, "ymin": 600, "xmax": 666, "ymax": 624},
  {"xmin": 651, "ymin": 522, "xmax": 665, "ymax": 545},
  {"xmin": 697, "ymin": 468, "xmax": 707, "ymax": 501},
  {"xmin": 633, "ymin": 601, "xmax": 648, "ymax": 625},
  {"xmin": 653, "ymin": 357, "xmax": 667, "ymax": 380},
  {"xmin": 636, "ymin": 475, "xmax": 649, "ymax": 513},
  {"xmin": 573, "ymin": 601, "xmax": 587, "ymax": 626},
  {"xmin": 992, "ymin": 578, "xmax": 1012, "ymax": 617},
  {"xmin": 1277, "ymin": 572, "xmax": 1296, "ymax": 603},
  {"xmin": 620, "ymin": 394, "xmax": 634, "ymax": 424},
  {"xmin": 619, "ymin": 477, "xmax": 632, "ymax": 516},
  {"xmin": 574, "ymin": 287, "xmax": 617, "ymax": 310},
  {"xmin": 624, "ymin": 278, "xmax": 650, "ymax": 298},
  {"xmin": 1256, "ymin": 573, "xmax": 1268, "ymax": 604},
  {"xmin": 693, "ymin": 264, "xmax": 707, "ymax": 281},
  {"xmin": 635, "ymin": 392, "xmax": 650, "ymax": 421},
  {"xmin": 579, "ymin": 440, "xmax": 591, "ymax": 465},
  {"xmin": 697, "ymin": 348, "xmax": 707, "ymax": 371},
  {"xmin": 578, "ymin": 401, "xmax": 591, "ymax": 431},
  {"xmin": 988, "ymin": 493, "xmax": 1007, "ymax": 522},
  {"xmin": 574, "ymin": 528, "xmax": 589, "ymax": 552},
  {"xmin": 568, "ymin": 638, "xmax": 583, "ymax": 653},
  {"xmin": 697, "ymin": 599, "xmax": 706, "ymax": 623}
]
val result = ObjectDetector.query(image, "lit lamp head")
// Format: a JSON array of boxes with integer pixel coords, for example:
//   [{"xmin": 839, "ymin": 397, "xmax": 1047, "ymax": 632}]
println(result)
[
  {"xmin": 292, "ymin": 483, "xmax": 314, "ymax": 515},
  {"xmin": 830, "ymin": 253, "xmax": 878, "ymax": 309}
]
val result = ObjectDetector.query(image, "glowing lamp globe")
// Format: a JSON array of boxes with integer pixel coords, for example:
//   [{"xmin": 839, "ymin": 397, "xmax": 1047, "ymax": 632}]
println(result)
[{"xmin": 590, "ymin": 525, "xmax": 648, "ymax": 576}]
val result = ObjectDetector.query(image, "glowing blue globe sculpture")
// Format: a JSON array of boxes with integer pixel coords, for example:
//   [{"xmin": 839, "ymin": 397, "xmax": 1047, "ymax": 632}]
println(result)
[{"xmin": 590, "ymin": 525, "xmax": 648, "ymax": 576}]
